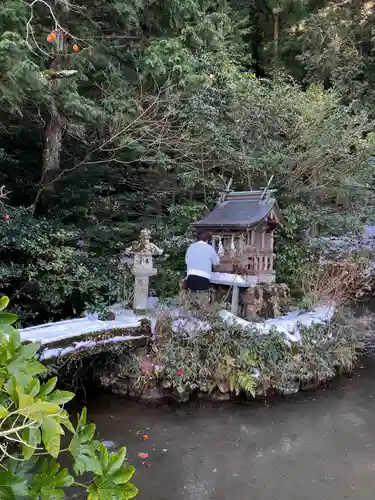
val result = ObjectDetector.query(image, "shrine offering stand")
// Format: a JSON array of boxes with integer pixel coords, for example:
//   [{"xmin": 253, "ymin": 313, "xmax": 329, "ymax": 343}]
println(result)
[{"xmin": 210, "ymin": 272, "xmax": 257, "ymax": 315}]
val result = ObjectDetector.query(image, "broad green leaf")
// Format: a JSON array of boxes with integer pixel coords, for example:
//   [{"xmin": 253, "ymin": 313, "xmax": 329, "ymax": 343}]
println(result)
[
  {"xmin": 22, "ymin": 426, "xmax": 41, "ymax": 459},
  {"xmin": 27, "ymin": 378, "xmax": 41, "ymax": 398},
  {"xmin": 0, "ymin": 296, "xmax": 9, "ymax": 312},
  {"xmin": 0, "ymin": 470, "xmax": 28, "ymax": 499},
  {"xmin": 112, "ymin": 466, "xmax": 136, "ymax": 485},
  {"xmin": 61, "ymin": 420, "xmax": 75, "ymax": 434},
  {"xmin": 17, "ymin": 390, "xmax": 34, "ymax": 409},
  {"xmin": 23, "ymin": 360, "xmax": 47, "ymax": 377},
  {"xmin": 15, "ymin": 392, "xmax": 62, "ymax": 420},
  {"xmin": 8, "ymin": 328, "xmax": 21, "ymax": 353},
  {"xmin": 80, "ymin": 422, "xmax": 96, "ymax": 442},
  {"xmin": 99, "ymin": 443, "xmax": 109, "ymax": 470},
  {"xmin": 0, "ymin": 313, "xmax": 19, "ymax": 326},
  {"xmin": 69, "ymin": 409, "xmax": 102, "ymax": 474},
  {"xmin": 59, "ymin": 410, "xmax": 75, "ymax": 433},
  {"xmin": 8, "ymin": 358, "xmax": 47, "ymax": 390},
  {"xmin": 0, "ymin": 404, "xmax": 9, "ymax": 418},
  {"xmin": 20, "ymin": 342, "xmax": 41, "ymax": 360},
  {"xmin": 30, "ymin": 459, "xmax": 74, "ymax": 500},
  {"xmin": 10, "ymin": 456, "xmax": 38, "ymax": 480},
  {"xmin": 0, "ymin": 325, "xmax": 15, "ymax": 339},
  {"xmin": 106, "ymin": 446, "xmax": 127, "ymax": 475},
  {"xmin": 88, "ymin": 480, "xmax": 138, "ymax": 500},
  {"xmin": 87, "ymin": 447, "xmax": 137, "ymax": 499},
  {"xmin": 4, "ymin": 378, "xmax": 17, "ymax": 402},
  {"xmin": 70, "ymin": 436, "xmax": 102, "ymax": 475},
  {"xmin": 120, "ymin": 483, "xmax": 139, "ymax": 498},
  {"xmin": 77, "ymin": 407, "xmax": 87, "ymax": 427},
  {"xmin": 69, "ymin": 425, "xmax": 102, "ymax": 475},
  {"xmin": 38, "ymin": 400, "xmax": 65, "ymax": 414},
  {"xmin": 45, "ymin": 390, "xmax": 74, "ymax": 405},
  {"xmin": 41, "ymin": 417, "xmax": 64, "ymax": 458},
  {"xmin": 39, "ymin": 377, "xmax": 58, "ymax": 397}
]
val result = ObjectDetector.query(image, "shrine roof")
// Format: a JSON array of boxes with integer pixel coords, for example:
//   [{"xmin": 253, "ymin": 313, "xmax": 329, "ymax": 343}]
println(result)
[{"xmin": 192, "ymin": 190, "xmax": 281, "ymax": 229}]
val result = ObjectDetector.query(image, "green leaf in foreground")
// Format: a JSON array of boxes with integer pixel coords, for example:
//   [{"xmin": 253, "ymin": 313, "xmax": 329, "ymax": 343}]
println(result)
[
  {"xmin": 87, "ymin": 445, "xmax": 137, "ymax": 499},
  {"xmin": 69, "ymin": 409, "xmax": 102, "ymax": 475},
  {"xmin": 0, "ymin": 404, "xmax": 9, "ymax": 418},
  {"xmin": 0, "ymin": 469, "xmax": 28, "ymax": 499},
  {"xmin": 45, "ymin": 389, "xmax": 74, "ymax": 405},
  {"xmin": 22, "ymin": 426, "xmax": 41, "ymax": 459},
  {"xmin": 0, "ymin": 296, "xmax": 9, "ymax": 312},
  {"xmin": 87, "ymin": 469, "xmax": 138, "ymax": 500},
  {"xmin": 0, "ymin": 313, "xmax": 18, "ymax": 326},
  {"xmin": 0, "ymin": 299, "xmax": 138, "ymax": 498},
  {"xmin": 38, "ymin": 377, "xmax": 58, "ymax": 397},
  {"xmin": 30, "ymin": 459, "xmax": 74, "ymax": 500},
  {"xmin": 41, "ymin": 416, "xmax": 64, "ymax": 458}
]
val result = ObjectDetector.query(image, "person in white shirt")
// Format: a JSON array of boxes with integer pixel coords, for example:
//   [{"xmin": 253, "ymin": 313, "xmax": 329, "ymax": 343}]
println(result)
[{"xmin": 185, "ymin": 231, "xmax": 220, "ymax": 292}]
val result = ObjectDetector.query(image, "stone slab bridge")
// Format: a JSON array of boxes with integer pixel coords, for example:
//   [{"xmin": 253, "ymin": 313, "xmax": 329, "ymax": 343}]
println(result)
[{"xmin": 20, "ymin": 310, "xmax": 153, "ymax": 362}]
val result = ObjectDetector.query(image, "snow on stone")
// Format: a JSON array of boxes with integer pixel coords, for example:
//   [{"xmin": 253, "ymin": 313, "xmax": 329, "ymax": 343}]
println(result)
[
  {"xmin": 171, "ymin": 303, "xmax": 335, "ymax": 343},
  {"xmin": 20, "ymin": 298, "xmax": 162, "ymax": 351},
  {"xmin": 219, "ymin": 303, "xmax": 335, "ymax": 344},
  {"xmin": 40, "ymin": 335, "xmax": 145, "ymax": 361},
  {"xmin": 20, "ymin": 314, "xmax": 143, "ymax": 345},
  {"xmin": 172, "ymin": 316, "xmax": 211, "ymax": 335}
]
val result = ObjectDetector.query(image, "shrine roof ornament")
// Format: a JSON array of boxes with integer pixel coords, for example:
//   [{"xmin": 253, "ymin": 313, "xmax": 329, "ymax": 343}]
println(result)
[{"xmin": 192, "ymin": 190, "xmax": 282, "ymax": 229}]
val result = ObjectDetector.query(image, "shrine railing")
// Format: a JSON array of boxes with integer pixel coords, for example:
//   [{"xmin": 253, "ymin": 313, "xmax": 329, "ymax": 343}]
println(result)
[
  {"xmin": 210, "ymin": 235, "xmax": 275, "ymax": 273},
  {"xmin": 248, "ymin": 254, "xmax": 274, "ymax": 272}
]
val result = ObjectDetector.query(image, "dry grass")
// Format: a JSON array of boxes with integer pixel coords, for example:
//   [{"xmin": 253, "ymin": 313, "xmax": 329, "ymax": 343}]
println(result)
[{"xmin": 300, "ymin": 255, "xmax": 374, "ymax": 310}]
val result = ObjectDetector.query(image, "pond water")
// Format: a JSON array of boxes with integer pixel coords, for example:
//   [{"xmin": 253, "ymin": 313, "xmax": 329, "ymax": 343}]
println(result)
[{"xmin": 77, "ymin": 357, "xmax": 375, "ymax": 500}]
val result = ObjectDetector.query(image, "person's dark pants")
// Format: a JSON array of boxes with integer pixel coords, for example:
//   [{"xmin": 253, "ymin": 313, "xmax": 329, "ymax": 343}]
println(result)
[
  {"xmin": 183, "ymin": 274, "xmax": 212, "ymax": 312},
  {"xmin": 185, "ymin": 274, "xmax": 210, "ymax": 291}
]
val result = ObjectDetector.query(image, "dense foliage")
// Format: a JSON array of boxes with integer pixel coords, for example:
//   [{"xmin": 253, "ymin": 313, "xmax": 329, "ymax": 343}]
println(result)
[
  {"xmin": 0, "ymin": 296, "xmax": 138, "ymax": 498},
  {"xmin": 1, "ymin": 0, "xmax": 375, "ymax": 321}
]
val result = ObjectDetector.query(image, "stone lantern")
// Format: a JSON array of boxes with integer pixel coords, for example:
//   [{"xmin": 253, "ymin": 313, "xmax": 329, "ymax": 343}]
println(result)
[{"xmin": 124, "ymin": 229, "xmax": 163, "ymax": 310}]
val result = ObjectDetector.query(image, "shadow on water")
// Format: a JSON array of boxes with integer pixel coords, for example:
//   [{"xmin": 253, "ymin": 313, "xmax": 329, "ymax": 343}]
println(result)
[{"xmin": 71, "ymin": 356, "xmax": 375, "ymax": 500}]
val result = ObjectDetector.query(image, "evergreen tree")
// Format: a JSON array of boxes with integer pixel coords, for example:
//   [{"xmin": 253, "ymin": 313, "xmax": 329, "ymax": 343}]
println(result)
[{"xmin": 1, "ymin": 0, "xmax": 375, "ymax": 318}]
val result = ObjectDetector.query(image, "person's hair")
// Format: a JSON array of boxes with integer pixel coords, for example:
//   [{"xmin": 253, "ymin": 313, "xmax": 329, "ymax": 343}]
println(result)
[{"xmin": 195, "ymin": 230, "xmax": 210, "ymax": 242}]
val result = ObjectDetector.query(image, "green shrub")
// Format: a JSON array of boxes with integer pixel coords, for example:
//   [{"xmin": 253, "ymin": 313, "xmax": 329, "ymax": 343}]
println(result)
[
  {"xmin": 0, "ymin": 208, "xmax": 118, "ymax": 325},
  {"xmin": 0, "ymin": 296, "xmax": 138, "ymax": 498}
]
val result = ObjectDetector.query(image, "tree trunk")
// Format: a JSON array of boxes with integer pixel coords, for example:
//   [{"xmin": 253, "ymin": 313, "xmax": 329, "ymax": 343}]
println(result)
[
  {"xmin": 42, "ymin": 102, "xmax": 62, "ymax": 189},
  {"xmin": 40, "ymin": 30, "xmax": 65, "ymax": 207},
  {"xmin": 273, "ymin": 8, "xmax": 280, "ymax": 67}
]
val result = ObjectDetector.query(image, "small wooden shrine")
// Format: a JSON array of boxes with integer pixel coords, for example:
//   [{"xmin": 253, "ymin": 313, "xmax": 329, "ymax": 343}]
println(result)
[
  {"xmin": 193, "ymin": 189, "xmax": 281, "ymax": 283},
  {"xmin": 192, "ymin": 188, "xmax": 288, "ymax": 319}
]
